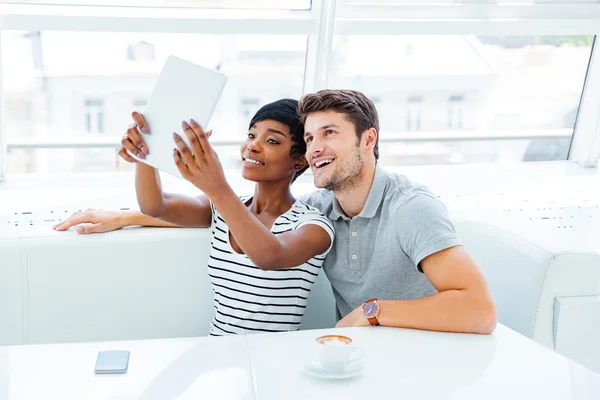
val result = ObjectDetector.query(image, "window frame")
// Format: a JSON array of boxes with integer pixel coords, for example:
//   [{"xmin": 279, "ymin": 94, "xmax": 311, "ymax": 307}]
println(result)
[
  {"xmin": 448, "ymin": 95, "xmax": 464, "ymax": 130},
  {"xmin": 1, "ymin": 0, "xmax": 600, "ymax": 180},
  {"xmin": 568, "ymin": 36, "xmax": 600, "ymax": 167},
  {"xmin": 335, "ymin": 0, "xmax": 600, "ymax": 168}
]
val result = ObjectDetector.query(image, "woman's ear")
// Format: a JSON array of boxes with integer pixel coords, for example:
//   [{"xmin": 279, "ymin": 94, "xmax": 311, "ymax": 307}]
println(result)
[{"xmin": 294, "ymin": 155, "xmax": 308, "ymax": 171}]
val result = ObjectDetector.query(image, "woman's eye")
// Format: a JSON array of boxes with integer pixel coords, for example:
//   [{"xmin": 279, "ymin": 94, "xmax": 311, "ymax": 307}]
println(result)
[
  {"xmin": 248, "ymin": 133, "xmax": 255, "ymax": 138},
  {"xmin": 268, "ymin": 139, "xmax": 280, "ymax": 145}
]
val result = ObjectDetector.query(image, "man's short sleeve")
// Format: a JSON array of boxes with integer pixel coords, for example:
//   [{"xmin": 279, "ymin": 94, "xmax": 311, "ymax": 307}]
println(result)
[
  {"xmin": 297, "ymin": 190, "xmax": 331, "ymax": 212},
  {"xmin": 396, "ymin": 194, "xmax": 462, "ymax": 272}
]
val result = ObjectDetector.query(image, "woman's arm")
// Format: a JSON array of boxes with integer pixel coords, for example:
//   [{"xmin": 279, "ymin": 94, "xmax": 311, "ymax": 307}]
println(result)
[
  {"xmin": 213, "ymin": 188, "xmax": 333, "ymax": 270},
  {"xmin": 172, "ymin": 120, "xmax": 333, "ymax": 270},
  {"xmin": 54, "ymin": 112, "xmax": 213, "ymax": 234},
  {"xmin": 134, "ymin": 162, "xmax": 212, "ymax": 228},
  {"xmin": 53, "ymin": 209, "xmax": 181, "ymax": 234},
  {"xmin": 123, "ymin": 113, "xmax": 212, "ymax": 228}
]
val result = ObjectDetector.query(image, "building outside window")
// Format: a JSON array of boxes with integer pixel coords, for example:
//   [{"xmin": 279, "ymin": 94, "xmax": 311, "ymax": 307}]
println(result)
[
  {"xmin": 85, "ymin": 99, "xmax": 104, "ymax": 134},
  {"xmin": 407, "ymin": 96, "xmax": 422, "ymax": 132},
  {"xmin": 448, "ymin": 95, "xmax": 465, "ymax": 130}
]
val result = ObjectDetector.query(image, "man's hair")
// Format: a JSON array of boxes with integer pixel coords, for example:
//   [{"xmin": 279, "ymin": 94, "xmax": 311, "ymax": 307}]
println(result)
[
  {"xmin": 249, "ymin": 98, "xmax": 308, "ymax": 183},
  {"xmin": 298, "ymin": 89, "xmax": 379, "ymax": 159}
]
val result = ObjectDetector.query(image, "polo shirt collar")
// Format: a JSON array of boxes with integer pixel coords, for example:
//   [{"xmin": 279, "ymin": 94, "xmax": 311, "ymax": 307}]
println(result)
[{"xmin": 329, "ymin": 165, "xmax": 387, "ymax": 221}]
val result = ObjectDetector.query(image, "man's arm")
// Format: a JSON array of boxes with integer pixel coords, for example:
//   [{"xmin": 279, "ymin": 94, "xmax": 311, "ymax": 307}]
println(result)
[
  {"xmin": 373, "ymin": 246, "xmax": 496, "ymax": 334},
  {"xmin": 337, "ymin": 194, "xmax": 497, "ymax": 334},
  {"xmin": 336, "ymin": 246, "xmax": 497, "ymax": 334}
]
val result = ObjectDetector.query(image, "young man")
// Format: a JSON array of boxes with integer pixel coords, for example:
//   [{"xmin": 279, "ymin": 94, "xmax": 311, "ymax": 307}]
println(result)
[
  {"xmin": 55, "ymin": 90, "xmax": 497, "ymax": 334},
  {"xmin": 296, "ymin": 90, "xmax": 496, "ymax": 333}
]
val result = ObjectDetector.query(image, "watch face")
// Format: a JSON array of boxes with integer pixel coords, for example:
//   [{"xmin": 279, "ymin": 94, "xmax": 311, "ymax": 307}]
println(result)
[{"xmin": 362, "ymin": 301, "xmax": 379, "ymax": 318}]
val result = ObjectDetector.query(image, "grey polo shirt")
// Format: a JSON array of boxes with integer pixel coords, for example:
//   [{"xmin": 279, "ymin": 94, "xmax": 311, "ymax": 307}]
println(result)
[{"xmin": 302, "ymin": 166, "xmax": 462, "ymax": 319}]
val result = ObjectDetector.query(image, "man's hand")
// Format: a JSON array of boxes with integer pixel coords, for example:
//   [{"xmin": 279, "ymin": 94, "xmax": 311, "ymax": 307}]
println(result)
[
  {"xmin": 335, "ymin": 305, "xmax": 371, "ymax": 328},
  {"xmin": 52, "ymin": 209, "xmax": 127, "ymax": 234},
  {"xmin": 173, "ymin": 120, "xmax": 227, "ymax": 197}
]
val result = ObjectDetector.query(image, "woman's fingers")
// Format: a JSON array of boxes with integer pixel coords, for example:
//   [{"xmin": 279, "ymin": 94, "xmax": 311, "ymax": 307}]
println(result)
[
  {"xmin": 173, "ymin": 132, "xmax": 196, "ymax": 167},
  {"xmin": 188, "ymin": 119, "xmax": 213, "ymax": 157},
  {"xmin": 121, "ymin": 134, "xmax": 145, "ymax": 160},
  {"xmin": 173, "ymin": 148, "xmax": 190, "ymax": 178},
  {"xmin": 181, "ymin": 120, "xmax": 206, "ymax": 161},
  {"xmin": 118, "ymin": 146, "xmax": 138, "ymax": 163},
  {"xmin": 125, "ymin": 123, "xmax": 148, "ymax": 157},
  {"xmin": 132, "ymin": 112, "xmax": 150, "ymax": 135}
]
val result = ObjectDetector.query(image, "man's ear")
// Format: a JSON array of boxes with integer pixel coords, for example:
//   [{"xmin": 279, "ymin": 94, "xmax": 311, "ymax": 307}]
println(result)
[
  {"xmin": 294, "ymin": 155, "xmax": 308, "ymax": 171},
  {"xmin": 364, "ymin": 128, "xmax": 378, "ymax": 153}
]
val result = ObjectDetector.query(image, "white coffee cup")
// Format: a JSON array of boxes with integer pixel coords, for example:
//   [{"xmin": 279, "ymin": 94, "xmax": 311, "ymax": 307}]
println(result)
[{"xmin": 314, "ymin": 334, "xmax": 363, "ymax": 373}]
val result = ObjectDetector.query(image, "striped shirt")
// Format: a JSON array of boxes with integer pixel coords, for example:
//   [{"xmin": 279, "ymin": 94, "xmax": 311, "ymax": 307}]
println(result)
[{"xmin": 208, "ymin": 196, "xmax": 335, "ymax": 336}]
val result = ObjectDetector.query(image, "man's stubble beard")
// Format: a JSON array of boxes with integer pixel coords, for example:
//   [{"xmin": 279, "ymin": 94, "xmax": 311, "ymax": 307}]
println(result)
[{"xmin": 321, "ymin": 146, "xmax": 364, "ymax": 193}]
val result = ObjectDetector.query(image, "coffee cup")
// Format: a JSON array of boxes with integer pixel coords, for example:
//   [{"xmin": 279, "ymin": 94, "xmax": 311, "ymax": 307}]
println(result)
[{"xmin": 314, "ymin": 334, "xmax": 363, "ymax": 373}]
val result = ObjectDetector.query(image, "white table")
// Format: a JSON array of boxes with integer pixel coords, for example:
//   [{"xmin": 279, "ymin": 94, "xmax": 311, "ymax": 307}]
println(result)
[
  {"xmin": 247, "ymin": 325, "xmax": 600, "ymax": 400},
  {"xmin": 0, "ymin": 335, "xmax": 254, "ymax": 400},
  {"xmin": 1, "ymin": 325, "xmax": 600, "ymax": 400}
]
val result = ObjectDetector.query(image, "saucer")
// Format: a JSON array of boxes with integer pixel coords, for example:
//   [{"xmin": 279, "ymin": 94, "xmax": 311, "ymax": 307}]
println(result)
[{"xmin": 302, "ymin": 359, "xmax": 364, "ymax": 380}]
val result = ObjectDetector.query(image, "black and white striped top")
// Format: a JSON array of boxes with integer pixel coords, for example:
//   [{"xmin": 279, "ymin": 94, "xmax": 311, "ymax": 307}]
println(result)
[{"xmin": 208, "ymin": 196, "xmax": 335, "ymax": 336}]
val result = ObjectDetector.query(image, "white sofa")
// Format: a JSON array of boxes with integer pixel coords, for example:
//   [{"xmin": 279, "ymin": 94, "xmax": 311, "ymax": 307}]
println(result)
[
  {"xmin": 0, "ymin": 226, "xmax": 337, "ymax": 346},
  {"xmin": 453, "ymin": 204, "xmax": 600, "ymax": 374},
  {"xmin": 1, "ymin": 202, "xmax": 599, "ymax": 373}
]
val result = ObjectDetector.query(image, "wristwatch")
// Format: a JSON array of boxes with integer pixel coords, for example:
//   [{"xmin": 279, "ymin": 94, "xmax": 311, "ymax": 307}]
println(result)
[{"xmin": 362, "ymin": 298, "xmax": 380, "ymax": 326}]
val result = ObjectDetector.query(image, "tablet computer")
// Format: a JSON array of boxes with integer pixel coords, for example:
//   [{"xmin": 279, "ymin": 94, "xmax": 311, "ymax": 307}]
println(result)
[{"xmin": 133, "ymin": 55, "xmax": 227, "ymax": 178}]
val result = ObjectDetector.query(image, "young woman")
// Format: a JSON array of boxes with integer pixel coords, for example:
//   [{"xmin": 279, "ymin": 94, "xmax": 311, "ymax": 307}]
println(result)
[{"xmin": 68, "ymin": 99, "xmax": 334, "ymax": 336}]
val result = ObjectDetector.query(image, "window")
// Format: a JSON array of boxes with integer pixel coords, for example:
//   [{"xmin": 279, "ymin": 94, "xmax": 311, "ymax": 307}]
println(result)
[
  {"xmin": 330, "ymin": 35, "xmax": 594, "ymax": 166},
  {"xmin": 343, "ymin": 0, "xmax": 598, "ymax": 3},
  {"xmin": 406, "ymin": 97, "xmax": 421, "ymax": 132},
  {"xmin": 127, "ymin": 42, "xmax": 155, "ymax": 62},
  {"xmin": 133, "ymin": 99, "xmax": 148, "ymax": 110},
  {"xmin": 1, "ymin": 3, "xmax": 599, "ymax": 177},
  {"xmin": 241, "ymin": 98, "xmax": 260, "ymax": 120},
  {"xmin": 85, "ymin": 99, "xmax": 104, "ymax": 134},
  {"xmin": 2, "ymin": 31, "xmax": 307, "ymax": 173},
  {"xmin": 448, "ymin": 95, "xmax": 464, "ymax": 130},
  {"xmin": 0, "ymin": 0, "xmax": 311, "ymax": 9}
]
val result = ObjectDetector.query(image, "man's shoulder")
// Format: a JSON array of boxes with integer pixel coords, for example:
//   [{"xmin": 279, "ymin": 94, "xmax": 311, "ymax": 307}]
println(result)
[
  {"xmin": 298, "ymin": 189, "xmax": 335, "ymax": 214},
  {"xmin": 382, "ymin": 170, "xmax": 441, "ymax": 210},
  {"xmin": 295, "ymin": 199, "xmax": 330, "ymax": 220}
]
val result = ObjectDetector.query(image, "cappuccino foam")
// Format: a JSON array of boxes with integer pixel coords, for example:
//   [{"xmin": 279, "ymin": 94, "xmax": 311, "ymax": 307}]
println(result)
[
  {"xmin": 316, "ymin": 335, "xmax": 352, "ymax": 346},
  {"xmin": 323, "ymin": 339, "xmax": 348, "ymax": 347}
]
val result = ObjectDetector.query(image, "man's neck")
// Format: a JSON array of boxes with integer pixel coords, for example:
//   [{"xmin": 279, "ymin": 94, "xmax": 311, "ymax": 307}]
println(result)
[{"xmin": 334, "ymin": 160, "xmax": 377, "ymax": 219}]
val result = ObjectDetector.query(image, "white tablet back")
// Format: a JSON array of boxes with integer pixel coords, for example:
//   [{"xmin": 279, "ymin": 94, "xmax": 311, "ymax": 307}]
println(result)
[{"xmin": 135, "ymin": 55, "xmax": 227, "ymax": 178}]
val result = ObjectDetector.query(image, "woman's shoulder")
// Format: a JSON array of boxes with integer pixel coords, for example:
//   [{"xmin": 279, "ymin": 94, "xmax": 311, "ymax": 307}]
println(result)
[{"xmin": 291, "ymin": 201, "xmax": 334, "ymax": 236}]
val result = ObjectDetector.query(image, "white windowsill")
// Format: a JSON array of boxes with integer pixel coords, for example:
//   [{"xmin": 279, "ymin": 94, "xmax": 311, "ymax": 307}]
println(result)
[
  {"xmin": 1, "ymin": 160, "xmax": 598, "ymax": 208},
  {"xmin": 1, "ymin": 161, "xmax": 599, "ymax": 248}
]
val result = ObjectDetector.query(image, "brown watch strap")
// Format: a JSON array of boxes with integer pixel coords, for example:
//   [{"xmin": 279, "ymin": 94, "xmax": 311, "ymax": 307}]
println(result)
[{"xmin": 365, "ymin": 298, "xmax": 380, "ymax": 326}]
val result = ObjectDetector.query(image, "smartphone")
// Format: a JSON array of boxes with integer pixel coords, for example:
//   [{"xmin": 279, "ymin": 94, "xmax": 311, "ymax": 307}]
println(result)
[{"xmin": 94, "ymin": 350, "xmax": 130, "ymax": 374}]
